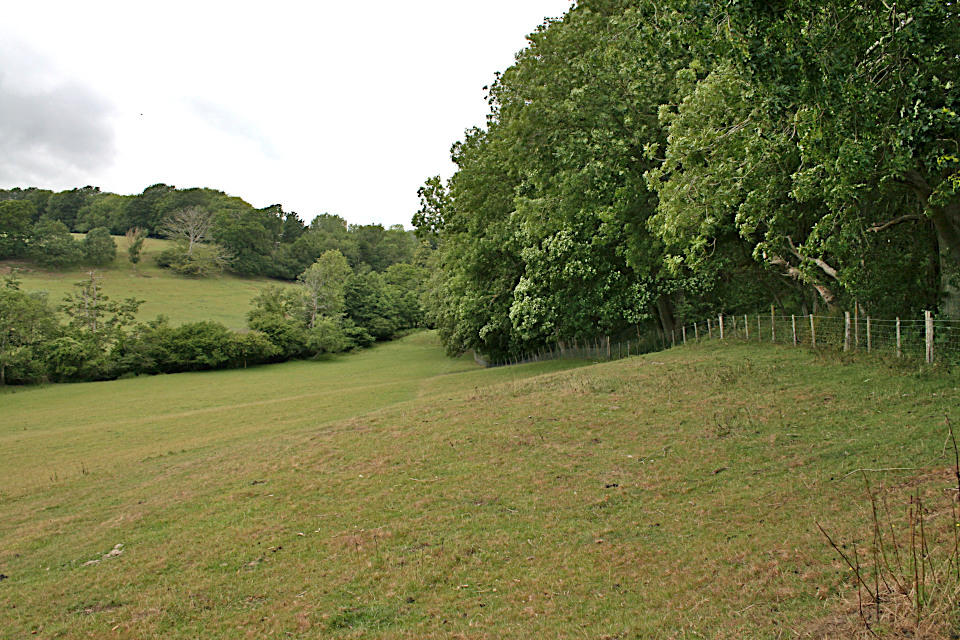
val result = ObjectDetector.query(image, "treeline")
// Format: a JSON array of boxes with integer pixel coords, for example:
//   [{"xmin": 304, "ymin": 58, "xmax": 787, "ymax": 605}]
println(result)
[
  {"xmin": 0, "ymin": 254, "xmax": 426, "ymax": 384},
  {"xmin": 0, "ymin": 183, "xmax": 426, "ymax": 279},
  {"xmin": 416, "ymin": 0, "xmax": 959, "ymax": 359}
]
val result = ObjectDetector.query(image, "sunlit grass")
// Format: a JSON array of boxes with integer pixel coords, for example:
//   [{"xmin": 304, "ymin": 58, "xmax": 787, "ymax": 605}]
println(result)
[{"xmin": 1, "ymin": 237, "xmax": 278, "ymax": 328}]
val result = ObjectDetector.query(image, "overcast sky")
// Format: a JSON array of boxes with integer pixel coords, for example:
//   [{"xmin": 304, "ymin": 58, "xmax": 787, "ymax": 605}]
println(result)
[{"xmin": 0, "ymin": 1, "xmax": 574, "ymax": 228}]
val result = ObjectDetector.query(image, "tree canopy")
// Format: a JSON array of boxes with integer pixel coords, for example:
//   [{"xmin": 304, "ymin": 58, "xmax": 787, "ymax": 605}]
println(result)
[{"xmin": 416, "ymin": 0, "xmax": 960, "ymax": 359}]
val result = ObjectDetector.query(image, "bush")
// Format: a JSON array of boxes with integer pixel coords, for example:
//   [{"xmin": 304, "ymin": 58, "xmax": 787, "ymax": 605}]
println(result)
[
  {"xmin": 247, "ymin": 313, "xmax": 308, "ymax": 360},
  {"xmin": 155, "ymin": 242, "xmax": 230, "ymax": 277},
  {"xmin": 82, "ymin": 227, "xmax": 117, "ymax": 266},
  {"xmin": 227, "ymin": 330, "xmax": 278, "ymax": 368},
  {"xmin": 160, "ymin": 321, "xmax": 234, "ymax": 371},
  {"xmin": 29, "ymin": 220, "xmax": 83, "ymax": 269},
  {"xmin": 305, "ymin": 317, "xmax": 350, "ymax": 356}
]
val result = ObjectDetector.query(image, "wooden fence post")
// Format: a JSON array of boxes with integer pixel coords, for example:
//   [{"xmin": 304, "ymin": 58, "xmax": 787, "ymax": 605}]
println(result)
[
  {"xmin": 708, "ymin": 319, "xmax": 713, "ymax": 339},
  {"xmin": 896, "ymin": 319, "xmax": 901, "ymax": 358},
  {"xmin": 745, "ymin": 315, "xmax": 750, "ymax": 340},
  {"xmin": 792, "ymin": 315, "xmax": 797, "ymax": 346},
  {"xmin": 682, "ymin": 326, "xmax": 687, "ymax": 346},
  {"xmin": 606, "ymin": 336, "xmax": 611, "ymax": 360},
  {"xmin": 719, "ymin": 314, "xmax": 724, "ymax": 339},
  {"xmin": 771, "ymin": 306, "xmax": 776, "ymax": 343},
  {"xmin": 757, "ymin": 315, "xmax": 762, "ymax": 341},
  {"xmin": 925, "ymin": 310, "xmax": 934, "ymax": 364},
  {"xmin": 809, "ymin": 314, "xmax": 816, "ymax": 348},
  {"xmin": 866, "ymin": 317, "xmax": 871, "ymax": 353},
  {"xmin": 694, "ymin": 322, "xmax": 699, "ymax": 342},
  {"xmin": 855, "ymin": 303, "xmax": 860, "ymax": 348},
  {"xmin": 844, "ymin": 312, "xmax": 851, "ymax": 351}
]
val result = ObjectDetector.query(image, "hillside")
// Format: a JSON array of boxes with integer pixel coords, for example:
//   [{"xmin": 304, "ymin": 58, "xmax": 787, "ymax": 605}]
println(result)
[
  {"xmin": 2, "ymin": 335, "xmax": 959, "ymax": 638},
  {"xmin": 1, "ymin": 236, "xmax": 276, "ymax": 329}
]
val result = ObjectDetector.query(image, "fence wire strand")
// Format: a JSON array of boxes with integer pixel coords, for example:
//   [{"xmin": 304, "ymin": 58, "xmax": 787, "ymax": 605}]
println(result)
[{"xmin": 475, "ymin": 312, "xmax": 960, "ymax": 368}]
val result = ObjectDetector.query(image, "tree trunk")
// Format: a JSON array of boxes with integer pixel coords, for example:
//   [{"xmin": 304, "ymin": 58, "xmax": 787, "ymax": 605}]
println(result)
[
  {"xmin": 655, "ymin": 294, "xmax": 677, "ymax": 338},
  {"xmin": 929, "ymin": 201, "xmax": 960, "ymax": 318},
  {"xmin": 900, "ymin": 170, "xmax": 960, "ymax": 318}
]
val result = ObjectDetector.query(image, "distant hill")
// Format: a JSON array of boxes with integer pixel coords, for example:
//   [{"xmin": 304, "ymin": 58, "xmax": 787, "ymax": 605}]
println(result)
[{"xmin": 1, "ymin": 236, "xmax": 280, "ymax": 329}]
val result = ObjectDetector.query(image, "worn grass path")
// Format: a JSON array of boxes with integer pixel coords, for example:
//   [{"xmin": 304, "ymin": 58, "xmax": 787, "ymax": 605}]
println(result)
[{"xmin": 1, "ymin": 336, "xmax": 959, "ymax": 638}]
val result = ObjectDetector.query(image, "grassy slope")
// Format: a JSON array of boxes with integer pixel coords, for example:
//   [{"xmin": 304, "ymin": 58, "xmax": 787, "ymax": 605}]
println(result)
[
  {"xmin": 1, "ymin": 337, "xmax": 959, "ymax": 638},
  {"xmin": 1, "ymin": 237, "xmax": 278, "ymax": 328}
]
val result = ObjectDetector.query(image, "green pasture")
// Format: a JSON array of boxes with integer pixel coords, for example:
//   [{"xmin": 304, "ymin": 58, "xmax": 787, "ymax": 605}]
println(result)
[
  {"xmin": 1, "ymin": 336, "xmax": 959, "ymax": 638},
  {"xmin": 0, "ymin": 237, "xmax": 277, "ymax": 328}
]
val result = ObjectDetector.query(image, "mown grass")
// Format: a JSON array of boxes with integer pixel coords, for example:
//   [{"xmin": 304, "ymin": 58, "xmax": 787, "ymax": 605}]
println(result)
[
  {"xmin": 0, "ymin": 237, "xmax": 277, "ymax": 328},
  {"xmin": 1, "ymin": 336, "xmax": 959, "ymax": 638}
]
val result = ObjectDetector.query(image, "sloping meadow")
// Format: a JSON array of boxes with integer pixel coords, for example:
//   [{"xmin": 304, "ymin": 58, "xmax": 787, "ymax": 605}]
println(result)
[{"xmin": 1, "ymin": 336, "xmax": 958, "ymax": 638}]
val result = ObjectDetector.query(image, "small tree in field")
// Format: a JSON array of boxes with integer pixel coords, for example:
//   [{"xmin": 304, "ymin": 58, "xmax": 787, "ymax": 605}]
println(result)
[
  {"xmin": 125, "ymin": 227, "xmax": 148, "ymax": 269},
  {"xmin": 60, "ymin": 271, "xmax": 142, "ymax": 339},
  {"xmin": 297, "ymin": 250, "xmax": 352, "ymax": 329}
]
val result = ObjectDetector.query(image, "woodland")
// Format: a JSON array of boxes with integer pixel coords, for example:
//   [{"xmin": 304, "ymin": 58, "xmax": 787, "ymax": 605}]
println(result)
[
  {"xmin": 414, "ymin": 0, "xmax": 960, "ymax": 360},
  {"xmin": 0, "ymin": 184, "xmax": 430, "ymax": 384}
]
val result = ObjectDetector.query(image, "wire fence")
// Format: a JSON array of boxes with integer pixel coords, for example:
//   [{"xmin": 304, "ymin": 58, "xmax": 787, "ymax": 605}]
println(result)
[{"xmin": 474, "ymin": 311, "xmax": 960, "ymax": 369}]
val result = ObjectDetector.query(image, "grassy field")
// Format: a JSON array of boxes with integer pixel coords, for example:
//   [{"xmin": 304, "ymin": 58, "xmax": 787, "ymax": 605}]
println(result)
[
  {"xmin": 1, "ymin": 335, "xmax": 959, "ymax": 638},
  {"xmin": 0, "ymin": 237, "xmax": 278, "ymax": 328}
]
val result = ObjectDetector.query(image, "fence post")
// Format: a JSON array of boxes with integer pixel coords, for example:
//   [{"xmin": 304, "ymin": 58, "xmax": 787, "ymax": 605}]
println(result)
[
  {"xmin": 771, "ymin": 306, "xmax": 776, "ymax": 343},
  {"xmin": 708, "ymin": 318, "xmax": 713, "ymax": 339},
  {"xmin": 606, "ymin": 336, "xmax": 611, "ymax": 360},
  {"xmin": 844, "ymin": 312, "xmax": 851, "ymax": 351},
  {"xmin": 682, "ymin": 326, "xmax": 687, "ymax": 346},
  {"xmin": 792, "ymin": 315, "xmax": 797, "ymax": 346},
  {"xmin": 809, "ymin": 314, "xmax": 816, "ymax": 348},
  {"xmin": 745, "ymin": 315, "xmax": 749, "ymax": 340},
  {"xmin": 925, "ymin": 310, "xmax": 934, "ymax": 364},
  {"xmin": 855, "ymin": 303, "xmax": 860, "ymax": 348},
  {"xmin": 866, "ymin": 317, "xmax": 871, "ymax": 353},
  {"xmin": 694, "ymin": 322, "xmax": 699, "ymax": 342},
  {"xmin": 896, "ymin": 319, "xmax": 901, "ymax": 358},
  {"xmin": 757, "ymin": 315, "xmax": 762, "ymax": 341},
  {"xmin": 719, "ymin": 314, "xmax": 724, "ymax": 339}
]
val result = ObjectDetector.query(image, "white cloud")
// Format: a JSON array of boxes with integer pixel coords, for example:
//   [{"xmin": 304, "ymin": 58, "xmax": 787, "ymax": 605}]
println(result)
[
  {"xmin": 0, "ymin": 1, "xmax": 574, "ymax": 226},
  {"xmin": 0, "ymin": 39, "xmax": 116, "ymax": 185}
]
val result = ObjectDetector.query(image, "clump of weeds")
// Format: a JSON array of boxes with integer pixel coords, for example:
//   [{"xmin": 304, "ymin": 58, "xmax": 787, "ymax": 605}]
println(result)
[{"xmin": 816, "ymin": 419, "xmax": 960, "ymax": 638}]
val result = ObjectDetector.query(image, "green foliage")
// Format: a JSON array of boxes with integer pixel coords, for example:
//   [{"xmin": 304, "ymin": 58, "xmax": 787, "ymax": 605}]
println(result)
[
  {"xmin": 29, "ymin": 220, "xmax": 83, "ymax": 269},
  {"xmin": 344, "ymin": 270, "xmax": 401, "ymax": 341},
  {"xmin": 44, "ymin": 186, "xmax": 99, "ymax": 230},
  {"xmin": 297, "ymin": 249, "xmax": 352, "ymax": 329},
  {"xmin": 124, "ymin": 227, "xmax": 147, "ymax": 267},
  {"xmin": 75, "ymin": 193, "xmax": 126, "ymax": 233},
  {"xmin": 59, "ymin": 272, "xmax": 142, "ymax": 341},
  {"xmin": 0, "ymin": 200, "xmax": 36, "ymax": 258},
  {"xmin": 304, "ymin": 316, "xmax": 350, "ymax": 356},
  {"xmin": 0, "ymin": 276, "xmax": 60, "ymax": 385},
  {"xmin": 81, "ymin": 227, "xmax": 117, "ymax": 266},
  {"xmin": 419, "ymin": 0, "xmax": 960, "ymax": 362},
  {"xmin": 155, "ymin": 241, "xmax": 230, "ymax": 277}
]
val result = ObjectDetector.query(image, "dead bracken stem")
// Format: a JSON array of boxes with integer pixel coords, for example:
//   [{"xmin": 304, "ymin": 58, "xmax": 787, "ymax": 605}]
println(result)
[{"xmin": 818, "ymin": 420, "xmax": 960, "ymax": 637}]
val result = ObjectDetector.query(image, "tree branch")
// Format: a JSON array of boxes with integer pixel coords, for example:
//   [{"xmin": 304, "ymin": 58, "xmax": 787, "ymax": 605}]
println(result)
[
  {"xmin": 765, "ymin": 251, "xmax": 839, "ymax": 308},
  {"xmin": 786, "ymin": 236, "xmax": 840, "ymax": 281},
  {"xmin": 866, "ymin": 214, "xmax": 924, "ymax": 233}
]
